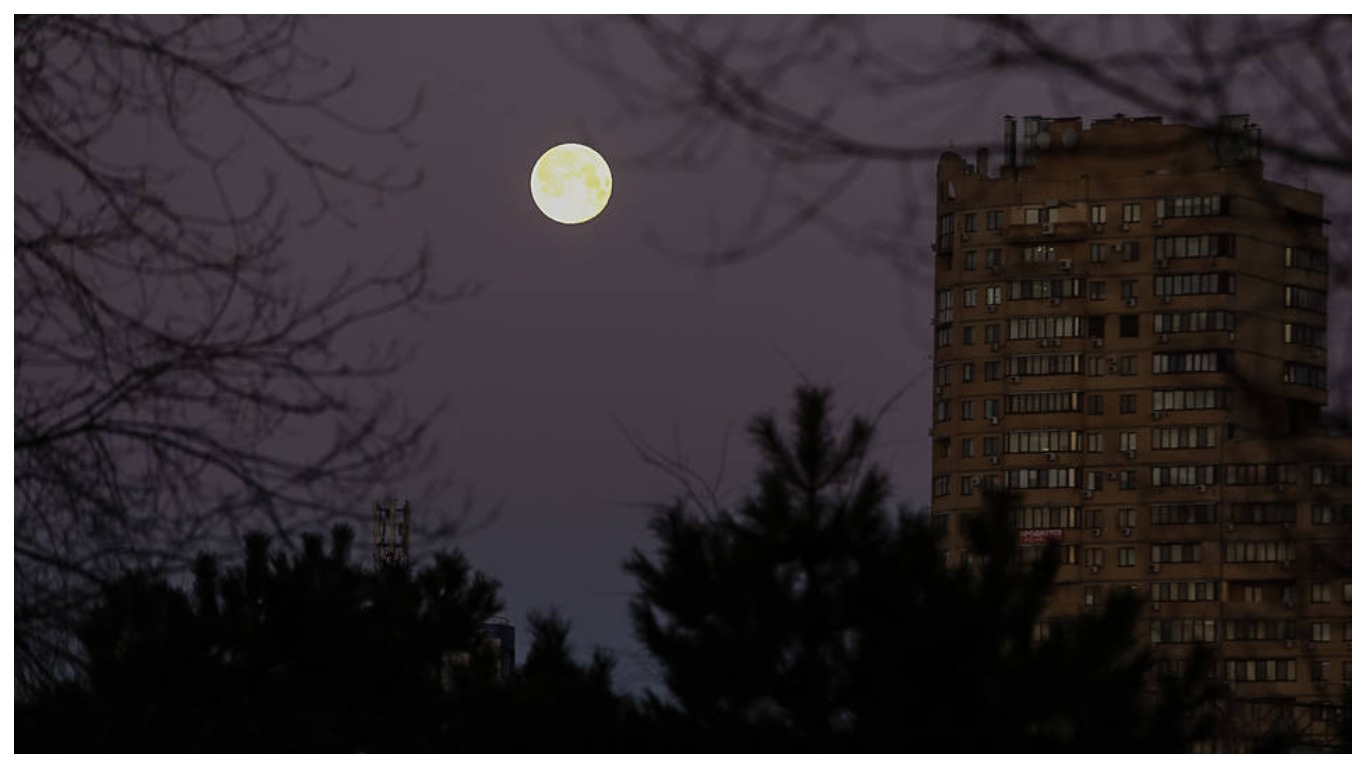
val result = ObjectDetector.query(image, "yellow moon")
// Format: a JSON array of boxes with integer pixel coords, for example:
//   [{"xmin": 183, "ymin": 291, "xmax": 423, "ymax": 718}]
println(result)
[{"xmin": 530, "ymin": 143, "xmax": 612, "ymax": 225}]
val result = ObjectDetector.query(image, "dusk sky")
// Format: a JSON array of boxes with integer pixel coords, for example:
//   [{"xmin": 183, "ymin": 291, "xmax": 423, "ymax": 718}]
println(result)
[
  {"xmin": 261, "ymin": 16, "xmax": 1353, "ymax": 689},
  {"xmin": 15, "ymin": 15, "xmax": 1351, "ymax": 694}
]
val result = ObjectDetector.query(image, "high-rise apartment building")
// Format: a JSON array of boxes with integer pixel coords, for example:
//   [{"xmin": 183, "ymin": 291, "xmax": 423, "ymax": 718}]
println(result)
[{"xmin": 930, "ymin": 115, "xmax": 1350, "ymax": 747}]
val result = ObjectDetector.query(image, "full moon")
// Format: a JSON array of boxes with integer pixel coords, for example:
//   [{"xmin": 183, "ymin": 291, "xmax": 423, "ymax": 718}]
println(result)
[{"xmin": 530, "ymin": 143, "xmax": 612, "ymax": 225}]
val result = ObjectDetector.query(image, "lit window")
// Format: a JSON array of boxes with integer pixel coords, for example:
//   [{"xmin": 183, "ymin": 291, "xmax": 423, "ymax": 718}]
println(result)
[
  {"xmin": 1090, "ymin": 204, "xmax": 1107, "ymax": 224},
  {"xmin": 1123, "ymin": 203, "xmax": 1141, "ymax": 223}
]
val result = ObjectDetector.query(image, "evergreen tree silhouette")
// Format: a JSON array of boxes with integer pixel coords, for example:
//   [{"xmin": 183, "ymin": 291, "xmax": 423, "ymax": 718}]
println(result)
[{"xmin": 627, "ymin": 386, "xmax": 1218, "ymax": 751}]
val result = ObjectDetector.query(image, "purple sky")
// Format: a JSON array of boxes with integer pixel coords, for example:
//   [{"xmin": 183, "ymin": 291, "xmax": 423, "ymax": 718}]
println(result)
[{"xmin": 233, "ymin": 17, "xmax": 1352, "ymax": 689}]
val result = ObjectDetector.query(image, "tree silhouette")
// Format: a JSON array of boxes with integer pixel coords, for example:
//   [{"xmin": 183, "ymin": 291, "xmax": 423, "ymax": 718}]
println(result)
[
  {"xmin": 627, "ymin": 386, "xmax": 1218, "ymax": 751},
  {"xmin": 17, "ymin": 526, "xmax": 503, "ymax": 752},
  {"xmin": 14, "ymin": 15, "xmax": 474, "ymax": 694}
]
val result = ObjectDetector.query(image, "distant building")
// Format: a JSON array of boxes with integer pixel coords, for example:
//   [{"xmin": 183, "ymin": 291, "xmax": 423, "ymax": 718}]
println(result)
[{"xmin": 931, "ymin": 115, "xmax": 1350, "ymax": 749}]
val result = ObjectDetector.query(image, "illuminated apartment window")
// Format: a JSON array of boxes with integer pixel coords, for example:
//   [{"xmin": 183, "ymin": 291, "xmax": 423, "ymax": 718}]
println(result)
[
  {"xmin": 963, "ymin": 287, "xmax": 978, "ymax": 307},
  {"xmin": 1118, "ymin": 547, "xmax": 1136, "ymax": 567},
  {"xmin": 1153, "ymin": 351, "xmax": 1229, "ymax": 374},
  {"xmin": 963, "ymin": 212, "xmax": 977, "ymax": 232},
  {"xmin": 1311, "ymin": 504, "xmax": 1349, "ymax": 524},
  {"xmin": 961, "ymin": 400, "xmax": 974, "ymax": 421},
  {"xmin": 1156, "ymin": 195, "xmax": 1227, "ymax": 218},
  {"xmin": 1151, "ymin": 581, "xmax": 1217, "ymax": 603},
  {"xmin": 1120, "ymin": 432, "xmax": 1137, "ymax": 452},
  {"xmin": 1119, "ymin": 470, "xmax": 1137, "ymax": 490},
  {"xmin": 1311, "ymin": 622, "xmax": 1332, "ymax": 642},
  {"xmin": 1152, "ymin": 389, "xmax": 1231, "ymax": 411},
  {"xmin": 985, "ymin": 286, "xmax": 1002, "ymax": 305},
  {"xmin": 1085, "ymin": 471, "xmax": 1104, "ymax": 491},
  {"xmin": 1090, "ymin": 204, "xmax": 1107, "ymax": 224},
  {"xmin": 1310, "ymin": 582, "xmax": 1332, "ymax": 603},
  {"xmin": 1223, "ymin": 540, "xmax": 1295, "ymax": 563},
  {"xmin": 1122, "ymin": 203, "xmax": 1141, "ymax": 223},
  {"xmin": 961, "ymin": 438, "xmax": 975, "ymax": 458},
  {"xmin": 1086, "ymin": 432, "xmax": 1103, "ymax": 453},
  {"xmin": 1151, "ymin": 465, "xmax": 1217, "ymax": 486},
  {"xmin": 962, "ymin": 362, "xmax": 975, "ymax": 383},
  {"xmin": 1084, "ymin": 586, "xmax": 1101, "ymax": 606},
  {"xmin": 1090, "ymin": 244, "xmax": 1106, "ymax": 263},
  {"xmin": 1121, "ymin": 241, "xmax": 1140, "ymax": 261},
  {"xmin": 1152, "ymin": 426, "xmax": 1217, "ymax": 449}
]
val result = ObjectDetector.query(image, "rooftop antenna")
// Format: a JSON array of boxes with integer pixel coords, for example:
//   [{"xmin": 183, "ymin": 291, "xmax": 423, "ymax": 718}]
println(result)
[{"xmin": 373, "ymin": 497, "xmax": 410, "ymax": 568}]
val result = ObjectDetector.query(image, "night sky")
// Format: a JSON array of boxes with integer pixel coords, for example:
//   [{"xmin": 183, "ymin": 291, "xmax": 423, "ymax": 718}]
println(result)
[{"xmin": 27, "ymin": 16, "xmax": 1350, "ymax": 692}]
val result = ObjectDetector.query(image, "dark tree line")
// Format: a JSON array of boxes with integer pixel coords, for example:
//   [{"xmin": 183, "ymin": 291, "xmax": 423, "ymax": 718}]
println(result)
[{"xmin": 20, "ymin": 387, "xmax": 1231, "ymax": 753}]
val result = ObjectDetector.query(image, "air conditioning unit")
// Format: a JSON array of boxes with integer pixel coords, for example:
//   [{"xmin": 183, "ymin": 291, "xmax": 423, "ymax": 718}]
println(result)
[
  {"xmin": 971, "ymin": 477, "xmax": 981, "ymax": 487},
  {"xmin": 1009, "ymin": 376, "xmax": 1021, "ymax": 384},
  {"xmin": 1158, "ymin": 333, "xmax": 1170, "ymax": 343},
  {"xmin": 1083, "ymin": 490, "xmax": 1094, "ymax": 499},
  {"xmin": 1152, "ymin": 218, "xmax": 1163, "ymax": 227},
  {"xmin": 1091, "ymin": 527, "xmax": 1103, "ymax": 537},
  {"xmin": 1284, "ymin": 638, "xmax": 1296, "ymax": 649},
  {"xmin": 1126, "ymin": 297, "xmax": 1138, "ymax": 307},
  {"xmin": 961, "ymin": 232, "xmax": 972, "ymax": 242},
  {"xmin": 1089, "ymin": 564, "xmax": 1101, "ymax": 573},
  {"xmin": 1280, "ymin": 559, "xmax": 1293, "ymax": 570},
  {"xmin": 1195, "ymin": 484, "xmax": 1208, "ymax": 493},
  {"xmin": 1108, "ymin": 362, "xmax": 1119, "ymax": 373},
  {"xmin": 1046, "ymin": 452, "xmax": 1058, "ymax": 461},
  {"xmin": 1120, "ymin": 223, "xmax": 1131, "ymax": 232},
  {"xmin": 989, "ymin": 417, "xmax": 1000, "ymax": 425},
  {"xmin": 990, "ymin": 343, "xmax": 1000, "ymax": 352},
  {"xmin": 1092, "ymin": 338, "xmax": 1104, "ymax": 348},
  {"xmin": 1225, "ymin": 522, "xmax": 1235, "ymax": 532},
  {"xmin": 1152, "ymin": 411, "xmax": 1163, "ymax": 420},
  {"xmin": 1152, "ymin": 602, "xmax": 1162, "ymax": 612},
  {"xmin": 1060, "ymin": 259, "xmax": 1072, "ymax": 271},
  {"xmin": 1121, "ymin": 527, "xmax": 1133, "ymax": 537},
  {"xmin": 1124, "ymin": 449, "xmax": 1137, "ymax": 460},
  {"xmin": 989, "ymin": 456, "xmax": 1000, "ymax": 465},
  {"xmin": 1107, "ymin": 472, "xmax": 1119, "ymax": 480},
  {"xmin": 1149, "ymin": 564, "xmax": 1162, "ymax": 573},
  {"xmin": 1050, "ymin": 297, "xmax": 1061, "ymax": 306},
  {"xmin": 1042, "ymin": 223, "xmax": 1055, "ymax": 235},
  {"xmin": 1162, "ymin": 296, "xmax": 1172, "ymax": 304}
]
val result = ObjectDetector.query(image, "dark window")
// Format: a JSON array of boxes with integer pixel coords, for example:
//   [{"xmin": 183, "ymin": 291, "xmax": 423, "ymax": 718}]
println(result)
[
  {"xmin": 1120, "ymin": 315, "xmax": 1139, "ymax": 337},
  {"xmin": 1088, "ymin": 395, "xmax": 1105, "ymax": 415},
  {"xmin": 1120, "ymin": 394, "xmax": 1137, "ymax": 413},
  {"xmin": 1089, "ymin": 316, "xmax": 1106, "ymax": 339}
]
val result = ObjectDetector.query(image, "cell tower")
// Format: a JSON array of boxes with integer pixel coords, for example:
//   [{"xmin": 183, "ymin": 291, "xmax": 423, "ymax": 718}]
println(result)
[{"xmin": 372, "ymin": 497, "xmax": 410, "ymax": 568}]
